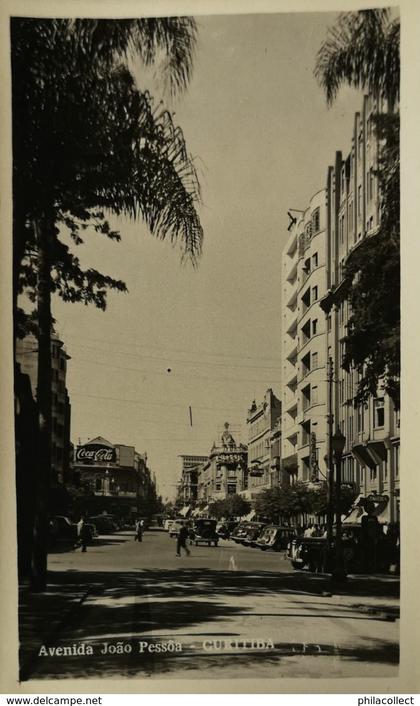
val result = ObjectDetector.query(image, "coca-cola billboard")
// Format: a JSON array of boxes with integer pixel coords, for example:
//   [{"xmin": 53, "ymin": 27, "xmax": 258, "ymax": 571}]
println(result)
[{"xmin": 75, "ymin": 444, "xmax": 116, "ymax": 464}]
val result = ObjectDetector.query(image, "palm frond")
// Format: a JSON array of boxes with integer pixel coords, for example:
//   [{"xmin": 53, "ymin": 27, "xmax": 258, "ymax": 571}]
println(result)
[{"xmin": 314, "ymin": 9, "xmax": 399, "ymax": 106}]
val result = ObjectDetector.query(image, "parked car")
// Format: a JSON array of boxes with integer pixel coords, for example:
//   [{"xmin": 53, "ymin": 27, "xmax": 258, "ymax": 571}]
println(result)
[
  {"xmin": 256, "ymin": 525, "xmax": 297, "ymax": 551},
  {"xmin": 241, "ymin": 522, "xmax": 268, "ymax": 547},
  {"xmin": 164, "ymin": 518, "xmax": 176, "ymax": 532},
  {"xmin": 286, "ymin": 536, "xmax": 327, "ymax": 571},
  {"xmin": 49, "ymin": 515, "xmax": 78, "ymax": 547},
  {"xmin": 101, "ymin": 514, "xmax": 122, "ymax": 530},
  {"xmin": 88, "ymin": 515, "xmax": 118, "ymax": 534},
  {"xmin": 230, "ymin": 521, "xmax": 253, "ymax": 544},
  {"xmin": 216, "ymin": 520, "xmax": 238, "ymax": 539},
  {"xmin": 190, "ymin": 519, "xmax": 219, "ymax": 547}
]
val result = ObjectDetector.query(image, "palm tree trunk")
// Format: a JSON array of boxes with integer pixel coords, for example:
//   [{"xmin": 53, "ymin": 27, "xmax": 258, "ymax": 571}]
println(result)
[{"xmin": 30, "ymin": 214, "xmax": 53, "ymax": 591}]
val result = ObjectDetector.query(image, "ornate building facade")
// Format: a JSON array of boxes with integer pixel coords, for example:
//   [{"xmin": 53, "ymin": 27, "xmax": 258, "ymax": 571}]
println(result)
[
  {"xmin": 197, "ymin": 423, "xmax": 248, "ymax": 502},
  {"xmin": 244, "ymin": 388, "xmax": 282, "ymax": 498}
]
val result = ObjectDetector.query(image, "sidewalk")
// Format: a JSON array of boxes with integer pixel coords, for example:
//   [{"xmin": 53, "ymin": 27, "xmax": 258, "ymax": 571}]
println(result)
[{"xmin": 18, "ymin": 573, "xmax": 91, "ymax": 680}]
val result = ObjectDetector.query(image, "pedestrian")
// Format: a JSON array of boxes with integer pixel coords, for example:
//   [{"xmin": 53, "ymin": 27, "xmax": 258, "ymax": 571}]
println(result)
[
  {"xmin": 76, "ymin": 517, "xmax": 90, "ymax": 552},
  {"xmin": 176, "ymin": 522, "xmax": 191, "ymax": 557},
  {"xmin": 134, "ymin": 519, "xmax": 143, "ymax": 542},
  {"xmin": 304, "ymin": 524, "xmax": 315, "ymax": 538}
]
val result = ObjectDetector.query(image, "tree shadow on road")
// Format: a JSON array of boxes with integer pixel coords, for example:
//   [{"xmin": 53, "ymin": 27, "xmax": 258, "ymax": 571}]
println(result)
[{"xmin": 20, "ymin": 566, "xmax": 399, "ymax": 681}]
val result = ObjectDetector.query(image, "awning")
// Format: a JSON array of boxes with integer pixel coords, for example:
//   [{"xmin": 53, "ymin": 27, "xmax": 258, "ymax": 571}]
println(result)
[
  {"xmin": 191, "ymin": 508, "xmax": 201, "ymax": 517},
  {"xmin": 343, "ymin": 506, "xmax": 367, "ymax": 525},
  {"xmin": 178, "ymin": 505, "xmax": 191, "ymax": 518},
  {"xmin": 243, "ymin": 510, "xmax": 256, "ymax": 521},
  {"xmin": 342, "ymin": 494, "xmax": 390, "ymax": 525}
]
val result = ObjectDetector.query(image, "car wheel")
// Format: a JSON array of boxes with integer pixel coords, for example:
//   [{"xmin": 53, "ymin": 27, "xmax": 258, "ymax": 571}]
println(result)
[
  {"xmin": 291, "ymin": 561, "xmax": 302, "ymax": 570},
  {"xmin": 195, "ymin": 542, "xmax": 198, "ymax": 546}
]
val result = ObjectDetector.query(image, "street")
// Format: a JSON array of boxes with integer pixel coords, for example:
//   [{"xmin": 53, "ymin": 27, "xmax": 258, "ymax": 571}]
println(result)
[{"xmin": 20, "ymin": 529, "xmax": 399, "ymax": 681}]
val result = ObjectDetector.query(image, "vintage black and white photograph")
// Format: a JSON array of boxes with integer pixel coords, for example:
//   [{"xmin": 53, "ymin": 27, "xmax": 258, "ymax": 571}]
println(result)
[{"xmin": 7, "ymin": 0, "xmax": 402, "ymax": 686}]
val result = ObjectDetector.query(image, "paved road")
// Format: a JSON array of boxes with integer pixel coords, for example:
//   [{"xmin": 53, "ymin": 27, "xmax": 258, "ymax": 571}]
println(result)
[{"xmin": 27, "ymin": 529, "xmax": 399, "ymax": 681}]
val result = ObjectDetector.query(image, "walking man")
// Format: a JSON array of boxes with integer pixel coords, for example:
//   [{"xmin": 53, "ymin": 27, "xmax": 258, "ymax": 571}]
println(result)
[
  {"xmin": 176, "ymin": 522, "xmax": 191, "ymax": 557},
  {"xmin": 76, "ymin": 517, "xmax": 90, "ymax": 552},
  {"xmin": 134, "ymin": 518, "xmax": 143, "ymax": 542}
]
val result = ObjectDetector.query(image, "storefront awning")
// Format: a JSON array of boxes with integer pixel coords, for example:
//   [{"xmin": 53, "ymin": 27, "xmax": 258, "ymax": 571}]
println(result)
[
  {"xmin": 343, "ymin": 494, "xmax": 390, "ymax": 525},
  {"xmin": 243, "ymin": 510, "xmax": 256, "ymax": 521},
  {"xmin": 178, "ymin": 505, "xmax": 191, "ymax": 518}
]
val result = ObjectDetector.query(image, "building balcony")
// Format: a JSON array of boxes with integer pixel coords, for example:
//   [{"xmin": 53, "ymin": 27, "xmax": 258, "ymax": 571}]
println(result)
[
  {"xmin": 286, "ymin": 288, "xmax": 298, "ymax": 310},
  {"xmin": 285, "ymin": 336, "xmax": 298, "ymax": 362},
  {"xmin": 286, "ymin": 260, "xmax": 298, "ymax": 283}
]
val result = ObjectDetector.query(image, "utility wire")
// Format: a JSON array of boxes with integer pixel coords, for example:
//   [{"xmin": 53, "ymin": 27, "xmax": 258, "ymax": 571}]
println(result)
[
  {"xmin": 75, "ymin": 356, "xmax": 282, "ymax": 385},
  {"xmin": 70, "ymin": 391, "xmax": 245, "ymax": 414},
  {"xmin": 63, "ymin": 332, "xmax": 282, "ymax": 364},
  {"xmin": 68, "ymin": 341, "xmax": 281, "ymax": 372}
]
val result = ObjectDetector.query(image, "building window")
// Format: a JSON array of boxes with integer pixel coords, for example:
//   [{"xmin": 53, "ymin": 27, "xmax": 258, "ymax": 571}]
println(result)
[
  {"xmin": 312, "ymin": 351, "xmax": 318, "ymax": 369},
  {"xmin": 312, "ymin": 386, "xmax": 318, "ymax": 404},
  {"xmin": 312, "ymin": 208, "xmax": 320, "ymax": 233},
  {"xmin": 312, "ymin": 252, "xmax": 318, "ymax": 268},
  {"xmin": 374, "ymin": 398, "xmax": 385, "ymax": 428},
  {"xmin": 394, "ymin": 445, "xmax": 399, "ymax": 477},
  {"xmin": 357, "ymin": 405, "xmax": 365, "ymax": 433},
  {"xmin": 312, "ymin": 285, "xmax": 318, "ymax": 302},
  {"xmin": 312, "ymin": 319, "xmax": 318, "ymax": 336},
  {"xmin": 357, "ymin": 185, "xmax": 362, "ymax": 218},
  {"xmin": 327, "ymin": 316, "xmax": 331, "ymax": 332}
]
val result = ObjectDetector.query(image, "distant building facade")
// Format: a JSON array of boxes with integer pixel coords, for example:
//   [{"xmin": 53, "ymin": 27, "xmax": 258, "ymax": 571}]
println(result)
[
  {"xmin": 177, "ymin": 454, "xmax": 208, "ymax": 504},
  {"xmin": 244, "ymin": 388, "xmax": 282, "ymax": 498},
  {"xmin": 73, "ymin": 436, "xmax": 156, "ymax": 517},
  {"xmin": 197, "ymin": 423, "xmax": 248, "ymax": 502}
]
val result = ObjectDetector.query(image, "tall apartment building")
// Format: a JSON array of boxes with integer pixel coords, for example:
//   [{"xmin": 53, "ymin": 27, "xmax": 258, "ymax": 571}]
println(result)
[
  {"xmin": 325, "ymin": 94, "xmax": 400, "ymax": 523},
  {"xmin": 281, "ymin": 190, "xmax": 329, "ymax": 485},
  {"xmin": 246, "ymin": 388, "xmax": 282, "ymax": 497},
  {"xmin": 282, "ymin": 94, "xmax": 400, "ymax": 524},
  {"xmin": 16, "ymin": 332, "xmax": 71, "ymax": 485}
]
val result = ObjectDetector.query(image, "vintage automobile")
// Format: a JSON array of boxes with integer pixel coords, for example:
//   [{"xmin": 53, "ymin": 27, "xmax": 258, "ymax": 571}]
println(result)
[
  {"xmin": 286, "ymin": 531, "xmax": 365, "ymax": 573},
  {"xmin": 241, "ymin": 522, "xmax": 268, "ymax": 547},
  {"xmin": 49, "ymin": 516, "xmax": 97, "ymax": 548},
  {"xmin": 169, "ymin": 519, "xmax": 190, "ymax": 538},
  {"xmin": 230, "ymin": 521, "xmax": 253, "ymax": 544},
  {"xmin": 286, "ymin": 536, "xmax": 328, "ymax": 571},
  {"xmin": 48, "ymin": 515, "xmax": 78, "ymax": 547},
  {"xmin": 190, "ymin": 519, "xmax": 219, "ymax": 547},
  {"xmin": 216, "ymin": 520, "xmax": 239, "ymax": 540},
  {"xmin": 88, "ymin": 515, "xmax": 118, "ymax": 535},
  {"xmin": 256, "ymin": 525, "xmax": 297, "ymax": 551}
]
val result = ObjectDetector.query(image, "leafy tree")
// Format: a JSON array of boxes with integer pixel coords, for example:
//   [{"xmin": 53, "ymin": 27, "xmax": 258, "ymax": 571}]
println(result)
[
  {"xmin": 209, "ymin": 495, "xmax": 251, "ymax": 520},
  {"xmin": 315, "ymin": 9, "xmax": 400, "ymax": 409},
  {"xmin": 339, "ymin": 113, "xmax": 400, "ymax": 408},
  {"xmin": 12, "ymin": 17, "xmax": 202, "ymax": 590},
  {"xmin": 307, "ymin": 482, "xmax": 357, "ymax": 517}
]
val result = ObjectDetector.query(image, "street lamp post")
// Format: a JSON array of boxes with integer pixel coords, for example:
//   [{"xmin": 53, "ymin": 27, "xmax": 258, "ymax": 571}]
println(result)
[{"xmin": 331, "ymin": 427, "xmax": 347, "ymax": 583}]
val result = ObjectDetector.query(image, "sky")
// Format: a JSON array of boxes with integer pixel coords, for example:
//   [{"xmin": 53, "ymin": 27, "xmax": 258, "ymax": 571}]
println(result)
[{"xmin": 52, "ymin": 11, "xmax": 365, "ymax": 501}]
